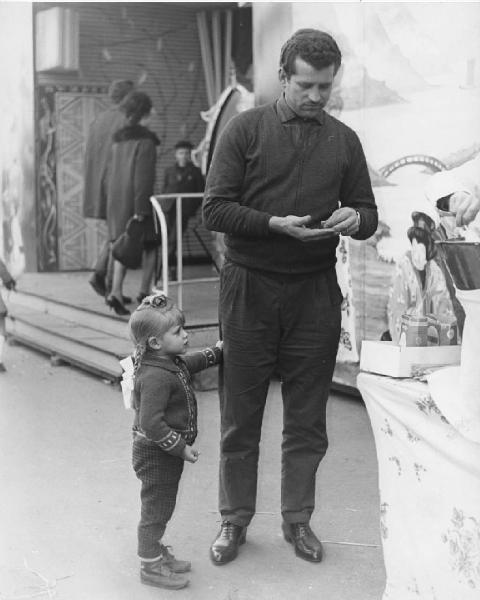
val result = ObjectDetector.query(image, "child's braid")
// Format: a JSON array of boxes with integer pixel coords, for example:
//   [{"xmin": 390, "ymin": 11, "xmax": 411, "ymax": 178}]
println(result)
[{"xmin": 133, "ymin": 342, "xmax": 147, "ymax": 380}]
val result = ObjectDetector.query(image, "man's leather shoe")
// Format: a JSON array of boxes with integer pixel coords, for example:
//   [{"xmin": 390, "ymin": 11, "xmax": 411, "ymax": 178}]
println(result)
[
  {"xmin": 282, "ymin": 522, "xmax": 323, "ymax": 562},
  {"xmin": 140, "ymin": 558, "xmax": 189, "ymax": 589},
  {"xmin": 210, "ymin": 521, "xmax": 246, "ymax": 565}
]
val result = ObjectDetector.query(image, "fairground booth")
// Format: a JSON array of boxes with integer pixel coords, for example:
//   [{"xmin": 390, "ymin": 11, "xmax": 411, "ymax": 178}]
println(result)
[{"xmin": 1, "ymin": 3, "xmax": 480, "ymax": 598}]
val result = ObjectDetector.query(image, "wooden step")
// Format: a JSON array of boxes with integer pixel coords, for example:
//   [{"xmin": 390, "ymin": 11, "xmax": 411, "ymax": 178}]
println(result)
[
  {"xmin": 8, "ymin": 291, "xmax": 218, "ymax": 347},
  {"xmin": 8, "ymin": 290, "xmax": 219, "ymax": 347},
  {"xmin": 10, "ymin": 289, "xmax": 129, "ymax": 337},
  {"xmin": 6, "ymin": 315, "xmax": 124, "ymax": 381},
  {"xmin": 6, "ymin": 297, "xmax": 220, "ymax": 388},
  {"xmin": 7, "ymin": 288, "xmax": 352, "ymax": 395}
]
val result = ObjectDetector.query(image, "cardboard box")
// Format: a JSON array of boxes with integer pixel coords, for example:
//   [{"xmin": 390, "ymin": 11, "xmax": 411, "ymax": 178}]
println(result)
[{"xmin": 360, "ymin": 340, "xmax": 461, "ymax": 378}]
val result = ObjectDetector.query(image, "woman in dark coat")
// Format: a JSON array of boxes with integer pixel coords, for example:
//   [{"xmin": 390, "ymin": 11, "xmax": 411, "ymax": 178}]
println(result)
[{"xmin": 106, "ymin": 91, "xmax": 160, "ymax": 315}]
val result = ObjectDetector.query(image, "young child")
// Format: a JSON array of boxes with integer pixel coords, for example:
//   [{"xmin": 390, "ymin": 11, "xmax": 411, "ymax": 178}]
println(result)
[
  {"xmin": 128, "ymin": 293, "xmax": 222, "ymax": 589},
  {"xmin": 0, "ymin": 258, "xmax": 16, "ymax": 372}
]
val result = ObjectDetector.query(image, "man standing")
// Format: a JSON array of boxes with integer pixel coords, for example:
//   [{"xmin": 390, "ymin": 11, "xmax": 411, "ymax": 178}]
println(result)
[
  {"xmin": 83, "ymin": 79, "xmax": 134, "ymax": 297},
  {"xmin": 161, "ymin": 140, "xmax": 204, "ymax": 279},
  {"xmin": 203, "ymin": 29, "xmax": 378, "ymax": 565}
]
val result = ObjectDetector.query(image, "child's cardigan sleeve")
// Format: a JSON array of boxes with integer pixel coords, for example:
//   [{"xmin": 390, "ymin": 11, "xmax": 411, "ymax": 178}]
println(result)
[
  {"xmin": 183, "ymin": 346, "xmax": 222, "ymax": 374},
  {"xmin": 137, "ymin": 372, "xmax": 186, "ymax": 457}
]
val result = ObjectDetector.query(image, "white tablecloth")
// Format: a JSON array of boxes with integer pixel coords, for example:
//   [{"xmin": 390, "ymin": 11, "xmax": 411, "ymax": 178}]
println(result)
[{"xmin": 357, "ymin": 372, "xmax": 480, "ymax": 600}]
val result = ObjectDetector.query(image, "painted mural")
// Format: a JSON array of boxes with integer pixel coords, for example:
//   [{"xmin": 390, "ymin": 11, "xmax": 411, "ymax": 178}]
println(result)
[
  {"xmin": 289, "ymin": 3, "xmax": 480, "ymax": 365},
  {"xmin": 0, "ymin": 4, "xmax": 35, "ymax": 275},
  {"xmin": 250, "ymin": 2, "xmax": 480, "ymax": 385}
]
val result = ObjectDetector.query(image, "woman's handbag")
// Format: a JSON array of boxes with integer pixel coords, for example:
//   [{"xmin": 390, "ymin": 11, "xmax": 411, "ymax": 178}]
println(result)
[{"xmin": 111, "ymin": 217, "xmax": 145, "ymax": 269}]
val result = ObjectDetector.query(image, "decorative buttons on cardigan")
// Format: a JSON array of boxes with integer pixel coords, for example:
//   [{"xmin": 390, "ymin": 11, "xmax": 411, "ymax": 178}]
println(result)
[
  {"xmin": 176, "ymin": 366, "xmax": 197, "ymax": 444},
  {"xmin": 156, "ymin": 430, "xmax": 182, "ymax": 451}
]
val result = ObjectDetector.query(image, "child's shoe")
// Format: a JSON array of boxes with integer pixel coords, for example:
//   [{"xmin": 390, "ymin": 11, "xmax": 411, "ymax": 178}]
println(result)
[
  {"xmin": 140, "ymin": 558, "xmax": 189, "ymax": 589},
  {"xmin": 159, "ymin": 544, "xmax": 191, "ymax": 573}
]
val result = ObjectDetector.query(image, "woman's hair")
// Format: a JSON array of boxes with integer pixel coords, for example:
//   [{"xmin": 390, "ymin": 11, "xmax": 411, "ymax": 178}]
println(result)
[
  {"xmin": 279, "ymin": 29, "xmax": 342, "ymax": 79},
  {"xmin": 411, "ymin": 211, "xmax": 436, "ymax": 233},
  {"xmin": 108, "ymin": 79, "xmax": 134, "ymax": 104},
  {"xmin": 128, "ymin": 294, "xmax": 185, "ymax": 377},
  {"xmin": 407, "ymin": 226, "xmax": 436, "ymax": 261},
  {"xmin": 119, "ymin": 91, "xmax": 153, "ymax": 126}
]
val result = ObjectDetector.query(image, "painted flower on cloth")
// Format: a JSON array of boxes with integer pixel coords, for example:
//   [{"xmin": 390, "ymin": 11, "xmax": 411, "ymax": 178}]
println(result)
[
  {"xmin": 415, "ymin": 394, "xmax": 449, "ymax": 424},
  {"xmin": 339, "ymin": 327, "xmax": 352, "ymax": 351},
  {"xmin": 338, "ymin": 238, "xmax": 348, "ymax": 264},
  {"xmin": 381, "ymin": 418, "xmax": 393, "ymax": 437},
  {"xmin": 442, "ymin": 508, "xmax": 480, "ymax": 588},
  {"xmin": 380, "ymin": 502, "xmax": 389, "ymax": 539}
]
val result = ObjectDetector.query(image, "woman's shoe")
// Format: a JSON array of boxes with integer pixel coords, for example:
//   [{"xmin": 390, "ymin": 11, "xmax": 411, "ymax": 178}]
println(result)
[
  {"xmin": 106, "ymin": 296, "xmax": 130, "ymax": 316},
  {"xmin": 104, "ymin": 294, "xmax": 132, "ymax": 304}
]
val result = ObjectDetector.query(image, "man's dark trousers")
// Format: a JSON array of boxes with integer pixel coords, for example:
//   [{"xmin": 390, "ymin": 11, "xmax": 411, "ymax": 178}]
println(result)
[{"xmin": 218, "ymin": 261, "xmax": 342, "ymax": 527}]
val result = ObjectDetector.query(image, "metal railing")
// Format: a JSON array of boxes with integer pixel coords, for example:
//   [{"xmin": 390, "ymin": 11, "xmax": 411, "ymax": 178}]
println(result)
[{"xmin": 150, "ymin": 193, "xmax": 219, "ymax": 309}]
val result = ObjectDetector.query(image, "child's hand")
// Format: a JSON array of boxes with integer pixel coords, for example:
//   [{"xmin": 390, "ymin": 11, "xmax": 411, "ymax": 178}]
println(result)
[
  {"xmin": 215, "ymin": 340, "xmax": 223, "ymax": 350},
  {"xmin": 182, "ymin": 446, "xmax": 200, "ymax": 463}
]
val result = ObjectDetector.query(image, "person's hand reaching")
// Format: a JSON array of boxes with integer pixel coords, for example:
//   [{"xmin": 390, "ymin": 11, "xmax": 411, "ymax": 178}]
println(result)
[{"xmin": 450, "ymin": 191, "xmax": 480, "ymax": 227}]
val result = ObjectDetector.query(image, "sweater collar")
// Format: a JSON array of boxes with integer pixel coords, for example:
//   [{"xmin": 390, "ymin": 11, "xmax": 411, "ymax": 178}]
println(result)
[
  {"xmin": 276, "ymin": 94, "xmax": 325, "ymax": 125},
  {"xmin": 141, "ymin": 351, "xmax": 183, "ymax": 372}
]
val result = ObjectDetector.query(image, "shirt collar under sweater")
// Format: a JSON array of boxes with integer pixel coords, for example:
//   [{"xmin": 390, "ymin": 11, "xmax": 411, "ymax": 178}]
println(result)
[{"xmin": 276, "ymin": 94, "xmax": 325, "ymax": 125}]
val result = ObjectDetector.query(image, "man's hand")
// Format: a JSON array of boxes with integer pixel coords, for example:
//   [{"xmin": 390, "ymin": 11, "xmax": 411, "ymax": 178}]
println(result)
[
  {"xmin": 215, "ymin": 340, "xmax": 223, "ymax": 350},
  {"xmin": 182, "ymin": 446, "xmax": 200, "ymax": 463},
  {"xmin": 269, "ymin": 215, "xmax": 337, "ymax": 242},
  {"xmin": 450, "ymin": 191, "xmax": 480, "ymax": 227},
  {"xmin": 322, "ymin": 207, "xmax": 359, "ymax": 236}
]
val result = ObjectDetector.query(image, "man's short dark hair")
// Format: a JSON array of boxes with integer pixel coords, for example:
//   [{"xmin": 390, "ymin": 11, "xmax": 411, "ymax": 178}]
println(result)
[
  {"xmin": 108, "ymin": 79, "xmax": 135, "ymax": 104},
  {"xmin": 175, "ymin": 140, "xmax": 194, "ymax": 150},
  {"xmin": 279, "ymin": 29, "xmax": 342, "ymax": 78}
]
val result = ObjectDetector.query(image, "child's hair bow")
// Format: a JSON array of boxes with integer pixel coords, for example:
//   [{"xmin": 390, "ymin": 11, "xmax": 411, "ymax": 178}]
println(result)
[{"xmin": 119, "ymin": 356, "xmax": 135, "ymax": 410}]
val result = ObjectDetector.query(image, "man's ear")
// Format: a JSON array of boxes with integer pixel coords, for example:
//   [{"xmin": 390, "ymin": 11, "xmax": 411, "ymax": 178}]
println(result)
[
  {"xmin": 147, "ymin": 336, "xmax": 162, "ymax": 350},
  {"xmin": 278, "ymin": 67, "xmax": 287, "ymax": 87}
]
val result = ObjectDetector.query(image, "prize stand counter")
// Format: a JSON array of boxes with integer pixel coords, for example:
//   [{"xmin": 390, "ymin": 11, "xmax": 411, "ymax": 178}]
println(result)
[{"xmin": 357, "ymin": 242, "xmax": 480, "ymax": 599}]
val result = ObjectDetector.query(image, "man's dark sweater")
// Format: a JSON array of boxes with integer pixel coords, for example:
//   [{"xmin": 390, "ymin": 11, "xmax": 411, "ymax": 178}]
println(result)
[
  {"xmin": 162, "ymin": 162, "xmax": 205, "ymax": 219},
  {"xmin": 203, "ymin": 96, "xmax": 378, "ymax": 274}
]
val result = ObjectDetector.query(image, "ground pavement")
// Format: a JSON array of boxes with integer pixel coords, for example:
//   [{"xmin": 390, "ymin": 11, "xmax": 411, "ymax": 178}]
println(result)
[{"xmin": 0, "ymin": 343, "xmax": 385, "ymax": 600}]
